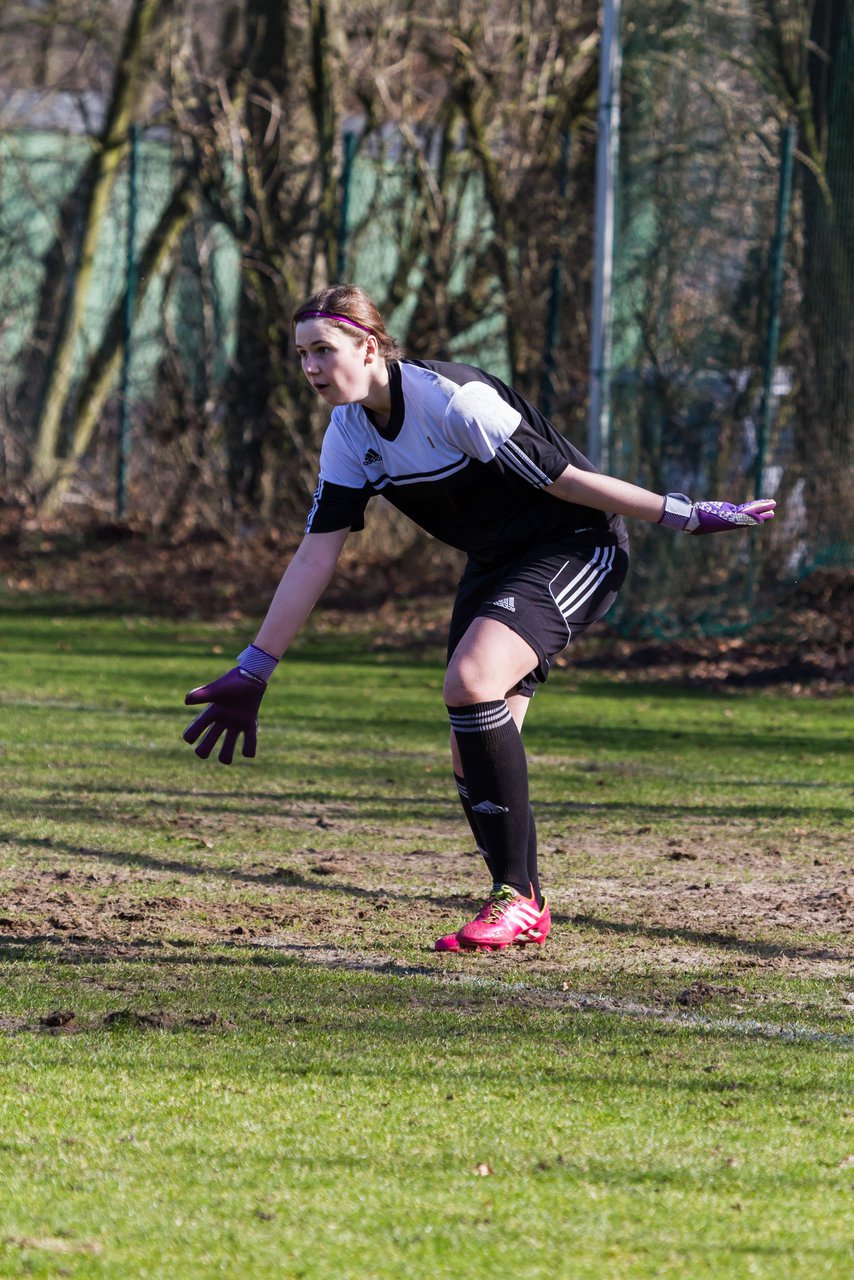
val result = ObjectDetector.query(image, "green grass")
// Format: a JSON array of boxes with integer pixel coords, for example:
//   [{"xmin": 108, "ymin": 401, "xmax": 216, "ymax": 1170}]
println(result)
[
  {"xmin": 2, "ymin": 962, "xmax": 853, "ymax": 1279},
  {"xmin": 0, "ymin": 603, "xmax": 852, "ymax": 1278}
]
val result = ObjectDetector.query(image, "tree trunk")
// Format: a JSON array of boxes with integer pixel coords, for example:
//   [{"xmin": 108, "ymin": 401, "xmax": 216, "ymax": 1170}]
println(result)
[
  {"xmin": 29, "ymin": 0, "xmax": 166, "ymax": 499},
  {"xmin": 222, "ymin": 0, "xmax": 291, "ymax": 510},
  {"xmin": 39, "ymin": 177, "xmax": 200, "ymax": 516},
  {"xmin": 222, "ymin": 0, "xmax": 348, "ymax": 515},
  {"xmin": 308, "ymin": 0, "xmax": 343, "ymax": 286}
]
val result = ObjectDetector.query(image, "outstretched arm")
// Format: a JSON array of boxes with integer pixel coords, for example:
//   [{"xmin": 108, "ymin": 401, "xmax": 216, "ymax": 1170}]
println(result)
[
  {"xmin": 183, "ymin": 528, "xmax": 350, "ymax": 763},
  {"xmin": 442, "ymin": 384, "xmax": 775, "ymax": 530},
  {"xmin": 549, "ymin": 464, "xmax": 776, "ymax": 532},
  {"xmin": 253, "ymin": 527, "xmax": 351, "ymax": 657},
  {"xmin": 550, "ymin": 466, "xmax": 666, "ymax": 522}
]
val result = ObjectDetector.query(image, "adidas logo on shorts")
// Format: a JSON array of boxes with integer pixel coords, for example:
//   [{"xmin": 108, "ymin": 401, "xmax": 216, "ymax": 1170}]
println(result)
[
  {"xmin": 492, "ymin": 596, "xmax": 516, "ymax": 612},
  {"xmin": 471, "ymin": 800, "xmax": 510, "ymax": 815},
  {"xmin": 363, "ymin": 448, "xmax": 382, "ymax": 465}
]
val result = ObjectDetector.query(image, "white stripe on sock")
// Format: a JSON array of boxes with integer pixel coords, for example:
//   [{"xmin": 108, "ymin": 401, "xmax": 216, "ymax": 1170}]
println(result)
[{"xmin": 448, "ymin": 703, "xmax": 514, "ymax": 733}]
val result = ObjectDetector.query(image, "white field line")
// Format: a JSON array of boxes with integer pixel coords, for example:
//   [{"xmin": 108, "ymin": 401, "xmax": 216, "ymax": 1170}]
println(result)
[{"xmin": 253, "ymin": 938, "xmax": 854, "ymax": 1048}]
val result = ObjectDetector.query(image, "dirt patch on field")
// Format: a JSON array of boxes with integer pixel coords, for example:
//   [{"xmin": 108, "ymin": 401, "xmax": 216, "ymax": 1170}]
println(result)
[{"xmin": 2, "ymin": 820, "xmax": 852, "ymax": 1026}]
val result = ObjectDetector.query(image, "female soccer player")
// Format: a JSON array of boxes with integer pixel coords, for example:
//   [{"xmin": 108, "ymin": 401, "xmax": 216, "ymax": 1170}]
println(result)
[{"xmin": 183, "ymin": 284, "xmax": 775, "ymax": 953}]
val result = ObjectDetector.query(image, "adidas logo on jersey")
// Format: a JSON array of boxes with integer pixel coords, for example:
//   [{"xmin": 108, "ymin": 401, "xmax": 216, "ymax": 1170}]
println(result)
[
  {"xmin": 492, "ymin": 596, "xmax": 516, "ymax": 612},
  {"xmin": 363, "ymin": 448, "xmax": 382, "ymax": 465}
]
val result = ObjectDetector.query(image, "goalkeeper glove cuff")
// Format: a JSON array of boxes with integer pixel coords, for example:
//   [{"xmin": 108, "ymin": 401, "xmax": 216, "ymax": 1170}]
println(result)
[
  {"xmin": 658, "ymin": 492, "xmax": 695, "ymax": 531},
  {"xmin": 236, "ymin": 644, "xmax": 279, "ymax": 683}
]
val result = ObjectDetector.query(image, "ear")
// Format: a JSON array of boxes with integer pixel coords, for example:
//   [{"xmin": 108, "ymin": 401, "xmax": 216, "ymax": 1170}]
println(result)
[{"xmin": 363, "ymin": 334, "xmax": 380, "ymax": 363}]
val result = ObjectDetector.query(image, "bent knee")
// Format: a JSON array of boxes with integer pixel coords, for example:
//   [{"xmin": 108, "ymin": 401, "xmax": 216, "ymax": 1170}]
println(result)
[{"xmin": 444, "ymin": 655, "xmax": 499, "ymax": 706}]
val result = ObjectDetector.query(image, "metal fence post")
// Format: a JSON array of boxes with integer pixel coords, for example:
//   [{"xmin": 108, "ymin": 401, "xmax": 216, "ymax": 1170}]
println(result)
[
  {"xmin": 337, "ymin": 127, "xmax": 358, "ymax": 280},
  {"xmin": 755, "ymin": 120, "xmax": 795, "ymax": 499},
  {"xmin": 540, "ymin": 128, "xmax": 571, "ymax": 418},
  {"xmin": 588, "ymin": 0, "xmax": 623, "ymax": 471},
  {"xmin": 117, "ymin": 123, "xmax": 139, "ymax": 519}
]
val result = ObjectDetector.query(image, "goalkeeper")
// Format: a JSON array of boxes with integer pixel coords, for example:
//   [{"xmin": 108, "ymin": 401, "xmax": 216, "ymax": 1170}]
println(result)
[{"xmin": 183, "ymin": 284, "xmax": 775, "ymax": 953}]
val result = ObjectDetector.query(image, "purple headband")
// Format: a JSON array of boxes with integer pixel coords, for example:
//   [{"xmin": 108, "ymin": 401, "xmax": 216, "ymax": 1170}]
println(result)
[{"xmin": 297, "ymin": 310, "xmax": 374, "ymax": 335}]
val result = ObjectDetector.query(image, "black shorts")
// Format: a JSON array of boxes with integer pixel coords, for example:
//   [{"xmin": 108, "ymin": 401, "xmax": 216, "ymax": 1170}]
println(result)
[{"xmin": 447, "ymin": 532, "xmax": 629, "ymax": 696}]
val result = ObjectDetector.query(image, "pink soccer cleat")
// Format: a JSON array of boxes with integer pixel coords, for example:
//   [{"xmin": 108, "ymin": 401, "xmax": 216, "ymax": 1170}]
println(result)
[
  {"xmin": 434, "ymin": 929, "xmax": 465, "ymax": 953},
  {"xmin": 522, "ymin": 897, "xmax": 551, "ymax": 946},
  {"xmin": 435, "ymin": 889, "xmax": 551, "ymax": 953}
]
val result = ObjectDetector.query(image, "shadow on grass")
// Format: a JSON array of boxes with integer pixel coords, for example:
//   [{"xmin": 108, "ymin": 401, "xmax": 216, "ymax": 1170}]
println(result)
[
  {"xmin": 566, "ymin": 913, "xmax": 852, "ymax": 965},
  {"xmin": 3, "ymin": 781, "xmax": 851, "ymax": 826},
  {"xmin": 0, "ymin": 934, "xmax": 441, "ymax": 980},
  {"xmin": 0, "ymin": 830, "xmax": 472, "ymax": 911},
  {"xmin": 2, "ymin": 935, "xmax": 854, "ymax": 1056}
]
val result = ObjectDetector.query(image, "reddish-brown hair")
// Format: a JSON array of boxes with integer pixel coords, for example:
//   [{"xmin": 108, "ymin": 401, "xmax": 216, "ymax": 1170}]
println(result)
[{"xmin": 292, "ymin": 285, "xmax": 404, "ymax": 360}]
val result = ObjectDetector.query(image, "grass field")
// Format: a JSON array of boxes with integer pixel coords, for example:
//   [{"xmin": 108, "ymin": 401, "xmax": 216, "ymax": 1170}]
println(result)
[{"xmin": 1, "ymin": 603, "xmax": 852, "ymax": 1278}]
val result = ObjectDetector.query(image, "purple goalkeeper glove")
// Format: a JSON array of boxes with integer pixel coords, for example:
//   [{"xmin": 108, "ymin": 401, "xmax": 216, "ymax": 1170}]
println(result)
[
  {"xmin": 659, "ymin": 493, "xmax": 776, "ymax": 535},
  {"xmin": 183, "ymin": 668, "xmax": 267, "ymax": 764},
  {"xmin": 184, "ymin": 644, "xmax": 278, "ymax": 764}
]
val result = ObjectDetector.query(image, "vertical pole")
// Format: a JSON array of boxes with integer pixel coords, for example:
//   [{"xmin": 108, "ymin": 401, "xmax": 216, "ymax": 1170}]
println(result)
[
  {"xmin": 117, "ymin": 123, "xmax": 139, "ymax": 520},
  {"xmin": 588, "ymin": 0, "xmax": 622, "ymax": 471},
  {"xmin": 337, "ymin": 127, "xmax": 358, "ymax": 279},
  {"xmin": 540, "ymin": 128, "xmax": 571, "ymax": 418},
  {"xmin": 755, "ymin": 120, "xmax": 795, "ymax": 499}
]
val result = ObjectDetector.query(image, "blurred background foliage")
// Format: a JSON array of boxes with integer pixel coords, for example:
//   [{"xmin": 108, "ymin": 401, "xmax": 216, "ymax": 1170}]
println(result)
[{"xmin": 0, "ymin": 0, "xmax": 851, "ymax": 633}]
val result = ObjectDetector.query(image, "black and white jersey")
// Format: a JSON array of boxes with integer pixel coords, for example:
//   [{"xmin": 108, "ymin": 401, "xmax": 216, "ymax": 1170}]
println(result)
[{"xmin": 305, "ymin": 359, "xmax": 627, "ymax": 567}]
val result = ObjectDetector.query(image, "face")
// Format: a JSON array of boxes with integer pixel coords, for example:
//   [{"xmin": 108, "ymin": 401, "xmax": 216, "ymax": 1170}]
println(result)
[{"xmin": 294, "ymin": 318, "xmax": 377, "ymax": 407}]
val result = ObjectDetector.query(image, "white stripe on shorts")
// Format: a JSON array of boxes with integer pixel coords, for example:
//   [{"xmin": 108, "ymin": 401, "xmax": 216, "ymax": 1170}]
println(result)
[{"xmin": 550, "ymin": 545, "xmax": 616, "ymax": 622}]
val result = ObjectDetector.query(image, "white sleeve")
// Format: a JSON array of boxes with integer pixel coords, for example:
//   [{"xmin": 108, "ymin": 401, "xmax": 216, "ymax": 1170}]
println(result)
[
  {"xmin": 443, "ymin": 382, "xmax": 523, "ymax": 463},
  {"xmin": 317, "ymin": 415, "xmax": 366, "ymax": 488}
]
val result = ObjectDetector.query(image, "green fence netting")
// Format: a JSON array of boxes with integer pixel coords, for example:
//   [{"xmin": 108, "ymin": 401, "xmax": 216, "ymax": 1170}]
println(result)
[{"xmin": 604, "ymin": 0, "xmax": 854, "ymax": 636}]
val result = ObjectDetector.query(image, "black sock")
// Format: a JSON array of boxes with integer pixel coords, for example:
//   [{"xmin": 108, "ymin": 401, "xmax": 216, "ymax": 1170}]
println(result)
[
  {"xmin": 526, "ymin": 806, "xmax": 542, "ymax": 910},
  {"xmin": 447, "ymin": 701, "xmax": 533, "ymax": 900},
  {"xmin": 456, "ymin": 772, "xmax": 542, "ymax": 909},
  {"xmin": 454, "ymin": 773, "xmax": 494, "ymax": 877}
]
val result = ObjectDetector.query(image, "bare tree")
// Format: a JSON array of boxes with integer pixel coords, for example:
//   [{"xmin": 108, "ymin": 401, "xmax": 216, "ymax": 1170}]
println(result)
[
  {"xmin": 28, "ymin": 0, "xmax": 168, "ymax": 503},
  {"xmin": 2, "ymin": 0, "xmax": 848, "ymax": 576},
  {"xmin": 5, "ymin": 2, "xmax": 608, "ymax": 526},
  {"xmin": 345, "ymin": 1, "xmax": 601, "ymax": 410}
]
